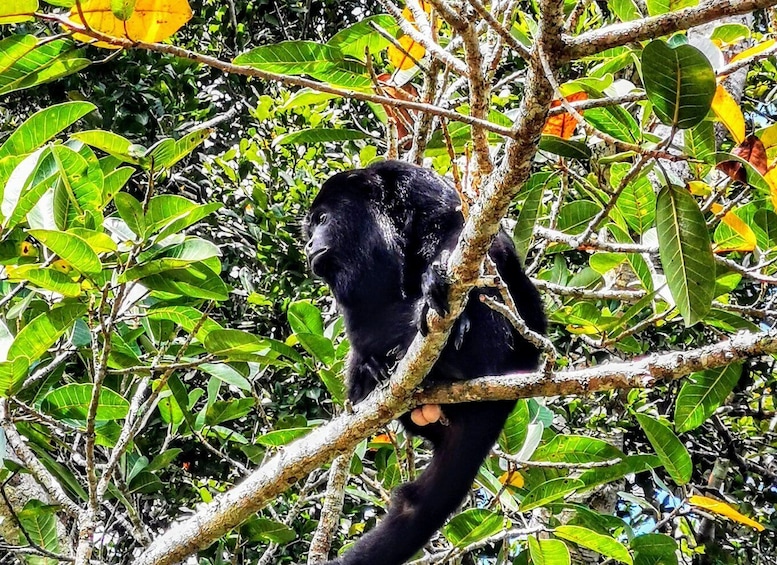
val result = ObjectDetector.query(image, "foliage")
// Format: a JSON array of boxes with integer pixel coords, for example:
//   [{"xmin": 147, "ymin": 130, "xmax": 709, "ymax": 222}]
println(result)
[{"xmin": 0, "ymin": 1, "xmax": 775, "ymax": 565}]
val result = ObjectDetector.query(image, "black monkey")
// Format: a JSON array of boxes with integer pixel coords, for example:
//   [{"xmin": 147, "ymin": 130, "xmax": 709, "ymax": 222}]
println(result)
[{"xmin": 304, "ymin": 161, "xmax": 546, "ymax": 565}]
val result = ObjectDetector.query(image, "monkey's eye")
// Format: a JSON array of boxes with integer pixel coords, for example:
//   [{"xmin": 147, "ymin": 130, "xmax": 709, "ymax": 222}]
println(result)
[{"xmin": 315, "ymin": 212, "xmax": 329, "ymax": 225}]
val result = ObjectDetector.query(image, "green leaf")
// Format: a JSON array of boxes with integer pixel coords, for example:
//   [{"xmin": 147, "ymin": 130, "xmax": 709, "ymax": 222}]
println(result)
[
  {"xmin": 0, "ymin": 38, "xmax": 89, "ymax": 96},
  {"xmin": 635, "ymin": 413, "xmax": 692, "ymax": 485},
  {"xmin": 146, "ymin": 448, "xmax": 182, "ymax": 472},
  {"xmin": 204, "ymin": 329, "xmax": 303, "ymax": 364},
  {"xmin": 578, "ymin": 455, "xmax": 660, "ymax": 490},
  {"xmin": 71, "ymin": 130, "xmax": 141, "ymax": 164},
  {"xmin": 646, "ymin": 0, "xmax": 699, "ymax": 16},
  {"xmin": 17, "ymin": 500, "xmax": 60, "ymax": 555},
  {"xmin": 199, "ymin": 363, "xmax": 251, "ymax": 392},
  {"xmin": 675, "ymin": 364, "xmax": 741, "ymax": 432},
  {"xmin": 642, "ymin": 40, "xmax": 715, "ymax": 129},
  {"xmin": 7, "ymin": 303, "xmax": 86, "ymax": 363},
  {"xmin": 684, "ymin": 120, "xmax": 715, "ymax": 164},
  {"xmin": 41, "ymin": 383, "xmax": 129, "ymax": 421},
  {"xmin": 139, "ymin": 262, "xmax": 229, "ymax": 301},
  {"xmin": 243, "ymin": 517, "xmax": 296, "ymax": 544},
  {"xmin": 205, "ymin": 398, "xmax": 255, "ymax": 426},
  {"xmin": 274, "ymin": 128, "xmax": 371, "ymax": 146},
  {"xmin": 585, "ymin": 106, "xmax": 640, "ymax": 143},
  {"xmin": 631, "ymin": 534, "xmax": 678, "ymax": 565},
  {"xmin": 0, "ymin": 358, "xmax": 29, "ymax": 397},
  {"xmin": 6, "ymin": 265, "xmax": 82, "ymax": 297},
  {"xmin": 113, "ymin": 192, "xmax": 145, "ymax": 237},
  {"xmin": 520, "ymin": 477, "xmax": 584, "ymax": 511},
  {"xmin": 234, "ymin": 40, "xmax": 356, "ymax": 76},
  {"xmin": 499, "ymin": 399, "xmax": 530, "ymax": 454},
  {"xmin": 532, "ymin": 435, "xmax": 624, "ymax": 464},
  {"xmin": 557, "ymin": 201, "xmax": 601, "ymax": 235},
  {"xmin": 327, "ymin": 15, "xmax": 398, "ymax": 60},
  {"xmin": 655, "ymin": 184, "xmax": 714, "ymax": 325},
  {"xmin": 0, "ymin": 101, "xmax": 95, "ymax": 161},
  {"xmin": 539, "ymin": 135, "xmax": 592, "ymax": 159},
  {"xmin": 554, "ymin": 525, "xmax": 633, "ymax": 564},
  {"xmin": 147, "ymin": 306, "xmax": 223, "ymax": 342},
  {"xmin": 610, "ymin": 0, "xmax": 642, "ymax": 21},
  {"xmin": 51, "ymin": 144, "xmax": 103, "ymax": 216},
  {"xmin": 613, "ymin": 164, "xmax": 655, "ymax": 235},
  {"xmin": 443, "ymin": 508, "xmax": 503, "ymax": 548},
  {"xmin": 255, "ymin": 427, "xmax": 313, "ymax": 446},
  {"xmin": 164, "ymin": 129, "xmax": 211, "ymax": 169},
  {"xmin": 145, "ymin": 195, "xmax": 220, "ymax": 242},
  {"xmin": 513, "ymin": 173, "xmax": 554, "ymax": 263},
  {"xmin": 28, "ymin": 229, "xmax": 102, "ymax": 275},
  {"xmin": 528, "ymin": 537, "xmax": 571, "ymax": 565}
]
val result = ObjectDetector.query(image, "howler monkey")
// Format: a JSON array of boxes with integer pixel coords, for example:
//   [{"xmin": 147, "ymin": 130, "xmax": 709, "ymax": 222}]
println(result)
[{"xmin": 304, "ymin": 161, "xmax": 546, "ymax": 565}]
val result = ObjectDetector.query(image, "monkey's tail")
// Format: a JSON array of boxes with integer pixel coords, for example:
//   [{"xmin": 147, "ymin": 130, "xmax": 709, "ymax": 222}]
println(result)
[{"xmin": 326, "ymin": 400, "xmax": 514, "ymax": 565}]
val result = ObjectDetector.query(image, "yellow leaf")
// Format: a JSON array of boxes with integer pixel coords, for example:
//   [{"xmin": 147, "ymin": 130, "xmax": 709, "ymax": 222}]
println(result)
[
  {"xmin": 689, "ymin": 495, "xmax": 764, "ymax": 531},
  {"xmin": 711, "ymin": 85, "xmax": 745, "ymax": 144},
  {"xmin": 711, "ymin": 203, "xmax": 757, "ymax": 253},
  {"xmin": 498, "ymin": 471, "xmax": 525, "ymax": 488},
  {"xmin": 52, "ymin": 259, "xmax": 73, "ymax": 273},
  {"xmin": 728, "ymin": 38, "xmax": 777, "ymax": 67},
  {"xmin": 388, "ymin": 35, "xmax": 425, "ymax": 71},
  {"xmin": 68, "ymin": 0, "xmax": 192, "ymax": 49},
  {"xmin": 764, "ymin": 168, "xmax": 777, "ymax": 211},
  {"xmin": 758, "ymin": 122, "xmax": 777, "ymax": 154},
  {"xmin": 687, "ymin": 181, "xmax": 712, "ymax": 196},
  {"xmin": 0, "ymin": 0, "xmax": 38, "ymax": 23}
]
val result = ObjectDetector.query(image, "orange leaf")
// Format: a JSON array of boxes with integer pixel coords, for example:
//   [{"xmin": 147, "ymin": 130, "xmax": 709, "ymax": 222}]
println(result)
[
  {"xmin": 388, "ymin": 34, "xmax": 426, "ymax": 71},
  {"xmin": 716, "ymin": 135, "xmax": 768, "ymax": 183},
  {"xmin": 711, "ymin": 203, "xmax": 757, "ymax": 253},
  {"xmin": 376, "ymin": 73, "xmax": 418, "ymax": 139},
  {"xmin": 68, "ymin": 0, "xmax": 192, "ymax": 49},
  {"xmin": 542, "ymin": 92, "xmax": 587, "ymax": 139},
  {"xmin": 401, "ymin": 0, "xmax": 432, "ymax": 23},
  {"xmin": 689, "ymin": 495, "xmax": 765, "ymax": 531},
  {"xmin": 711, "ymin": 85, "xmax": 745, "ymax": 144},
  {"xmin": 498, "ymin": 471, "xmax": 525, "ymax": 488}
]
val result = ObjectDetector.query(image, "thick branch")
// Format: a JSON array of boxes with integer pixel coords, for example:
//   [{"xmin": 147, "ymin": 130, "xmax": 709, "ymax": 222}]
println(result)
[
  {"xmin": 418, "ymin": 330, "xmax": 777, "ymax": 403},
  {"xmin": 567, "ymin": 0, "xmax": 777, "ymax": 59}
]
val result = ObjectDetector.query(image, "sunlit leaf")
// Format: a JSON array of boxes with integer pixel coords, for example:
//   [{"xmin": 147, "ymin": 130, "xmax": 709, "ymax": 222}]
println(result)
[
  {"xmin": 711, "ymin": 85, "xmax": 745, "ymax": 143},
  {"xmin": 726, "ymin": 38, "xmax": 777, "ymax": 69},
  {"xmin": 688, "ymin": 495, "xmax": 765, "ymax": 531},
  {"xmin": 7, "ymin": 303, "xmax": 87, "ymax": 364},
  {"xmin": 327, "ymin": 15, "xmax": 398, "ymax": 61},
  {"xmin": 646, "ymin": 0, "xmax": 698, "ymax": 16},
  {"xmin": 444, "ymin": 509, "xmax": 504, "ymax": 548},
  {"xmin": 520, "ymin": 477, "xmax": 584, "ymax": 511},
  {"xmin": 711, "ymin": 203, "xmax": 757, "ymax": 253},
  {"xmin": 41, "ymin": 383, "xmax": 129, "ymax": 421},
  {"xmin": 675, "ymin": 365, "xmax": 741, "ymax": 432},
  {"xmin": 554, "ymin": 525, "xmax": 633, "ymax": 564},
  {"xmin": 542, "ymin": 92, "xmax": 587, "ymax": 139},
  {"xmin": 498, "ymin": 471, "xmax": 525, "ymax": 488},
  {"xmin": 68, "ymin": 0, "xmax": 193, "ymax": 48},
  {"xmin": 28, "ymin": 229, "xmax": 102, "ymax": 274},
  {"xmin": 528, "ymin": 537, "xmax": 571, "ymax": 565},
  {"xmin": 0, "ymin": 0, "xmax": 38, "ymax": 23},
  {"xmin": 388, "ymin": 34, "xmax": 426, "ymax": 71}
]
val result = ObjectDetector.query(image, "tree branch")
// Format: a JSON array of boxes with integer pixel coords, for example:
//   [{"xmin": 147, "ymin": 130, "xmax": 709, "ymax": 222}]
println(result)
[{"xmin": 566, "ymin": 0, "xmax": 777, "ymax": 59}]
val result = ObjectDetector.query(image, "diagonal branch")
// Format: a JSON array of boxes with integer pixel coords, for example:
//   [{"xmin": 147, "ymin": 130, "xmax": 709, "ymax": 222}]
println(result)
[{"xmin": 567, "ymin": 0, "xmax": 777, "ymax": 59}]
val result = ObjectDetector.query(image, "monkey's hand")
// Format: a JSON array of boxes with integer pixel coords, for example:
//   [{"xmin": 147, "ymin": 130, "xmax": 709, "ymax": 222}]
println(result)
[{"xmin": 418, "ymin": 253, "xmax": 470, "ymax": 349}]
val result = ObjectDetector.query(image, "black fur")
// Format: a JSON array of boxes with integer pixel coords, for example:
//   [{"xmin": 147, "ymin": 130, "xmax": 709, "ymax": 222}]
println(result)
[{"xmin": 304, "ymin": 161, "xmax": 546, "ymax": 565}]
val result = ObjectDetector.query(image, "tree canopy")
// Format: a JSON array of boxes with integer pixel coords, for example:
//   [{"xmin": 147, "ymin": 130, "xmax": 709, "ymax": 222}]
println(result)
[{"xmin": 0, "ymin": 1, "xmax": 775, "ymax": 565}]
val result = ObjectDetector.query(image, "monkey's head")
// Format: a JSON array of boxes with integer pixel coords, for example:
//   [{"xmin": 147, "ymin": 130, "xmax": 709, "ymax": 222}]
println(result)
[{"xmin": 304, "ymin": 161, "xmax": 462, "ymax": 306}]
